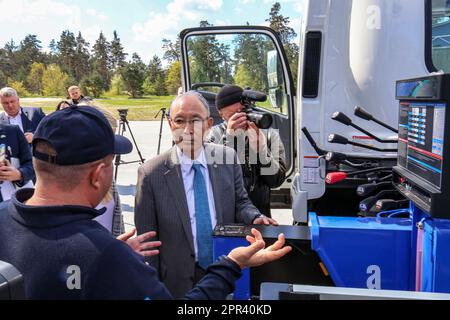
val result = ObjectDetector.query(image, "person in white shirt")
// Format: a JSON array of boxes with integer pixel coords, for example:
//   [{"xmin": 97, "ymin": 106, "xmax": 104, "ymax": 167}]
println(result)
[{"xmin": 0, "ymin": 87, "xmax": 46, "ymax": 144}]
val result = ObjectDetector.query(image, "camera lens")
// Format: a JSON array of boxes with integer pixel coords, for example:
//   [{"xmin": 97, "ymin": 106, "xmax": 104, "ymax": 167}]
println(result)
[{"xmin": 247, "ymin": 111, "xmax": 273, "ymax": 129}]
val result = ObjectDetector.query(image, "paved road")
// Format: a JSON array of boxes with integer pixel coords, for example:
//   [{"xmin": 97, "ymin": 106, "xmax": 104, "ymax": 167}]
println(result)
[{"xmin": 116, "ymin": 121, "xmax": 293, "ymax": 231}]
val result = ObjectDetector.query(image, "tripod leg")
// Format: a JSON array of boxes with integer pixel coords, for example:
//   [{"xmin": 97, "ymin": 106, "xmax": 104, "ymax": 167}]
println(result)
[
  {"xmin": 124, "ymin": 120, "xmax": 145, "ymax": 164},
  {"xmin": 157, "ymin": 111, "xmax": 165, "ymax": 155},
  {"xmin": 114, "ymin": 120, "xmax": 126, "ymax": 181}
]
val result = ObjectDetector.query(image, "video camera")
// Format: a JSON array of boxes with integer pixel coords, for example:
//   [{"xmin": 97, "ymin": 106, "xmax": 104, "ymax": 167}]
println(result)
[
  {"xmin": 117, "ymin": 109, "xmax": 129, "ymax": 121},
  {"xmin": 241, "ymin": 90, "xmax": 273, "ymax": 129}
]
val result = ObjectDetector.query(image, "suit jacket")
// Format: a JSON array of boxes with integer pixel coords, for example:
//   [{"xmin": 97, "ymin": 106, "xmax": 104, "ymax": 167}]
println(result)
[
  {"xmin": 134, "ymin": 143, "xmax": 260, "ymax": 298},
  {"xmin": 0, "ymin": 124, "xmax": 34, "ymax": 192},
  {"xmin": 0, "ymin": 107, "xmax": 46, "ymax": 135}
]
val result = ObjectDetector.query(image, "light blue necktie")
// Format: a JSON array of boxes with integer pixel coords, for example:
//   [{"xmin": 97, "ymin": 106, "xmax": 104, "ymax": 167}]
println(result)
[{"xmin": 192, "ymin": 161, "xmax": 213, "ymax": 270}]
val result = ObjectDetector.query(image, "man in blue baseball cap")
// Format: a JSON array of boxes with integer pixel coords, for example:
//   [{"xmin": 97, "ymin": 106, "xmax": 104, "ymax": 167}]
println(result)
[{"xmin": 0, "ymin": 105, "xmax": 291, "ymax": 299}]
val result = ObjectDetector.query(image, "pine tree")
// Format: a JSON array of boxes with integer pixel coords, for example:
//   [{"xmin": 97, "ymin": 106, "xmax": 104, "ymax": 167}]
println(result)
[
  {"xmin": 92, "ymin": 32, "xmax": 112, "ymax": 91},
  {"xmin": 187, "ymin": 20, "xmax": 227, "ymax": 84},
  {"xmin": 266, "ymin": 2, "xmax": 299, "ymax": 86},
  {"xmin": 57, "ymin": 30, "xmax": 77, "ymax": 79},
  {"xmin": 1, "ymin": 40, "xmax": 17, "ymax": 83},
  {"xmin": 233, "ymin": 33, "xmax": 268, "ymax": 91},
  {"xmin": 162, "ymin": 38, "xmax": 181, "ymax": 63},
  {"xmin": 110, "ymin": 31, "xmax": 127, "ymax": 70},
  {"xmin": 15, "ymin": 35, "xmax": 44, "ymax": 82},
  {"xmin": 147, "ymin": 55, "xmax": 163, "ymax": 83},
  {"xmin": 144, "ymin": 55, "xmax": 166, "ymax": 96},
  {"xmin": 121, "ymin": 53, "xmax": 146, "ymax": 98},
  {"xmin": 49, "ymin": 39, "xmax": 58, "ymax": 55},
  {"xmin": 73, "ymin": 32, "xmax": 91, "ymax": 82}
]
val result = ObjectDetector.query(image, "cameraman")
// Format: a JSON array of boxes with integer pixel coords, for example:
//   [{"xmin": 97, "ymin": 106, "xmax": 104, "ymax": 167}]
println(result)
[{"xmin": 206, "ymin": 85, "xmax": 287, "ymax": 217}]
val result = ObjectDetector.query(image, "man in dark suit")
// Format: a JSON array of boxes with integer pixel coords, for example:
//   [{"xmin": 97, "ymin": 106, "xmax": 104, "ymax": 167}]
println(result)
[
  {"xmin": 0, "ymin": 87, "xmax": 46, "ymax": 144},
  {"xmin": 0, "ymin": 106, "xmax": 291, "ymax": 299},
  {"xmin": 0, "ymin": 123, "xmax": 34, "ymax": 202},
  {"xmin": 135, "ymin": 91, "xmax": 278, "ymax": 298}
]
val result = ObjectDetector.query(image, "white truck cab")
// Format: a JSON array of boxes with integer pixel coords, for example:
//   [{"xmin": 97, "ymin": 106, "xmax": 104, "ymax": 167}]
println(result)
[{"xmin": 179, "ymin": 0, "xmax": 450, "ymax": 222}]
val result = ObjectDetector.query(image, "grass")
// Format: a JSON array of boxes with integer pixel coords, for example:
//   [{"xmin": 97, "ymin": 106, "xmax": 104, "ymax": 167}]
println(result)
[
  {"xmin": 20, "ymin": 95, "xmax": 175, "ymax": 121},
  {"xmin": 20, "ymin": 94, "xmax": 286, "ymax": 120}
]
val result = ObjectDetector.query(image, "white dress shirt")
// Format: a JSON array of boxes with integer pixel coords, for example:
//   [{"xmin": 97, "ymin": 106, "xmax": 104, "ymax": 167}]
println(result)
[
  {"xmin": 176, "ymin": 146, "xmax": 217, "ymax": 261},
  {"xmin": 8, "ymin": 111, "xmax": 24, "ymax": 132},
  {"xmin": 94, "ymin": 199, "xmax": 115, "ymax": 233}
]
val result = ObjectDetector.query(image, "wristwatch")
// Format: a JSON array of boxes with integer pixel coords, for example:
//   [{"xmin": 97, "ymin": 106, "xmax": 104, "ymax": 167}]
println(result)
[{"xmin": 253, "ymin": 213, "xmax": 265, "ymax": 223}]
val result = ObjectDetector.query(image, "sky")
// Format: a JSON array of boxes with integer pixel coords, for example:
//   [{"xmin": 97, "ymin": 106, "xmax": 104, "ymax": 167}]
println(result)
[{"xmin": 0, "ymin": 0, "xmax": 305, "ymax": 64}]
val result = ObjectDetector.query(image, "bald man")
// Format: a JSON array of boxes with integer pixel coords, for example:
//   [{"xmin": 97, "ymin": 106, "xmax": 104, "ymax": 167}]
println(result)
[{"xmin": 135, "ymin": 91, "xmax": 278, "ymax": 298}]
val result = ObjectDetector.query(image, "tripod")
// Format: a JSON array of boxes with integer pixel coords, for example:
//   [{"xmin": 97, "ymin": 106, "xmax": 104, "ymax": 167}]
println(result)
[
  {"xmin": 155, "ymin": 107, "xmax": 168, "ymax": 155},
  {"xmin": 114, "ymin": 109, "xmax": 145, "ymax": 181}
]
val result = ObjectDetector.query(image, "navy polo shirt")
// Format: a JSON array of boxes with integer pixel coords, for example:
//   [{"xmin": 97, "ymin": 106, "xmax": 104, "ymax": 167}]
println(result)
[{"xmin": 0, "ymin": 189, "xmax": 241, "ymax": 300}]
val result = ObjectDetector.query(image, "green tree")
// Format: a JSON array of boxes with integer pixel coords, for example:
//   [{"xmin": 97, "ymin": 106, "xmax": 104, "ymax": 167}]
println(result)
[
  {"xmin": 57, "ymin": 30, "xmax": 77, "ymax": 78},
  {"xmin": 80, "ymin": 72, "xmax": 105, "ymax": 98},
  {"xmin": 73, "ymin": 32, "xmax": 91, "ymax": 82},
  {"xmin": 0, "ymin": 69, "xmax": 6, "ymax": 87},
  {"xmin": 1, "ymin": 40, "xmax": 18, "ymax": 83},
  {"xmin": 162, "ymin": 38, "xmax": 181, "ymax": 63},
  {"xmin": 44, "ymin": 39, "xmax": 60, "ymax": 65},
  {"xmin": 110, "ymin": 31, "xmax": 127, "ymax": 70},
  {"xmin": 266, "ymin": 2, "xmax": 299, "ymax": 87},
  {"xmin": 187, "ymin": 21, "xmax": 230, "ymax": 84},
  {"xmin": 143, "ymin": 73, "xmax": 166, "ymax": 96},
  {"xmin": 165, "ymin": 61, "xmax": 182, "ymax": 95},
  {"xmin": 107, "ymin": 72, "xmax": 126, "ymax": 96},
  {"xmin": 121, "ymin": 53, "xmax": 146, "ymax": 98},
  {"xmin": 154, "ymin": 73, "xmax": 167, "ymax": 96},
  {"xmin": 143, "ymin": 55, "xmax": 166, "ymax": 95},
  {"xmin": 92, "ymin": 32, "xmax": 112, "ymax": 91},
  {"xmin": 26, "ymin": 62, "xmax": 46, "ymax": 95},
  {"xmin": 42, "ymin": 64, "xmax": 70, "ymax": 96},
  {"xmin": 2, "ymin": 35, "xmax": 45, "ymax": 83},
  {"xmin": 8, "ymin": 80, "xmax": 29, "ymax": 97},
  {"xmin": 233, "ymin": 33, "xmax": 268, "ymax": 91},
  {"xmin": 234, "ymin": 63, "xmax": 257, "ymax": 89}
]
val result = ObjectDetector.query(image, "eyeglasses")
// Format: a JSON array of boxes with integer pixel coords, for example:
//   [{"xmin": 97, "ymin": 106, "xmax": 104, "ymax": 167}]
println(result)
[{"xmin": 170, "ymin": 117, "xmax": 209, "ymax": 128}]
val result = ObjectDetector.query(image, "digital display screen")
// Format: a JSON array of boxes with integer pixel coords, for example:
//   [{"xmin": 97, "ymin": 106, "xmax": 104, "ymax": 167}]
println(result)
[
  {"xmin": 396, "ymin": 78, "xmax": 440, "ymax": 99},
  {"xmin": 397, "ymin": 102, "xmax": 446, "ymax": 189}
]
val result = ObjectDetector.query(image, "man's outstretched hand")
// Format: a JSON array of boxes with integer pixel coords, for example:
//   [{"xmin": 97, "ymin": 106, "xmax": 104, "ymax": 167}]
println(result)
[
  {"xmin": 117, "ymin": 228, "xmax": 162, "ymax": 257},
  {"xmin": 227, "ymin": 228, "xmax": 292, "ymax": 269}
]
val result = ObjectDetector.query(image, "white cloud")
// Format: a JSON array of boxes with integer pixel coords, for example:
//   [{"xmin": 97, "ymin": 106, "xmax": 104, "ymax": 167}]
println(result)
[
  {"xmin": 0, "ymin": 0, "xmax": 81, "ymax": 28},
  {"xmin": 86, "ymin": 8, "xmax": 109, "ymax": 22},
  {"xmin": 132, "ymin": 0, "xmax": 224, "ymax": 45},
  {"xmin": 131, "ymin": 0, "xmax": 224, "ymax": 62},
  {"xmin": 215, "ymin": 19, "xmax": 232, "ymax": 26},
  {"xmin": 0, "ymin": 0, "xmax": 115, "ymax": 55}
]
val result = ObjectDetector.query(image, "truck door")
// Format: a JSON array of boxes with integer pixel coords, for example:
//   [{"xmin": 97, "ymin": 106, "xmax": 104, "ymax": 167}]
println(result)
[{"xmin": 179, "ymin": 26, "xmax": 296, "ymax": 183}]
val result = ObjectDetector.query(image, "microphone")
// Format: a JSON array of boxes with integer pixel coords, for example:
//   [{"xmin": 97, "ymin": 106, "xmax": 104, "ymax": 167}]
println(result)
[
  {"xmin": 332, "ymin": 112, "xmax": 397, "ymax": 143},
  {"xmin": 242, "ymin": 90, "xmax": 267, "ymax": 102},
  {"xmin": 354, "ymin": 106, "xmax": 399, "ymax": 133},
  {"xmin": 356, "ymin": 181, "xmax": 392, "ymax": 197},
  {"xmin": 328, "ymin": 134, "xmax": 397, "ymax": 153}
]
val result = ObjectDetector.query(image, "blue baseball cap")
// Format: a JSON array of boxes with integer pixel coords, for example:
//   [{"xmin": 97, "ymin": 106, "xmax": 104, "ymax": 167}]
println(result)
[{"xmin": 32, "ymin": 105, "xmax": 133, "ymax": 165}]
